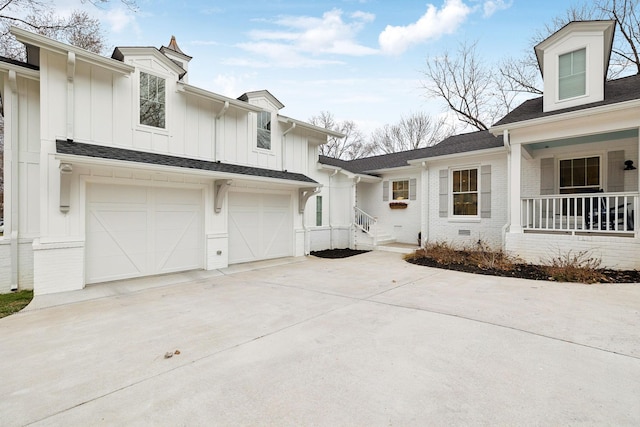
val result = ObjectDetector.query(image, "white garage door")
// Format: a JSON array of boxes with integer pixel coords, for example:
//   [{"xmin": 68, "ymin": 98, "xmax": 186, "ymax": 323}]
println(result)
[
  {"xmin": 228, "ymin": 192, "xmax": 293, "ymax": 264},
  {"xmin": 86, "ymin": 184, "xmax": 203, "ymax": 284}
]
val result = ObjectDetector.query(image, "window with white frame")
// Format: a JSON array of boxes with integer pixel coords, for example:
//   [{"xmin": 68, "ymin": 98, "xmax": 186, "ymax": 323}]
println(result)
[
  {"xmin": 559, "ymin": 156, "xmax": 600, "ymax": 194},
  {"xmin": 392, "ymin": 180, "xmax": 409, "ymax": 200},
  {"xmin": 452, "ymin": 168, "xmax": 478, "ymax": 216},
  {"xmin": 257, "ymin": 111, "xmax": 271, "ymax": 150},
  {"xmin": 316, "ymin": 196, "xmax": 323, "ymax": 226},
  {"xmin": 559, "ymin": 48, "xmax": 586, "ymax": 100},
  {"xmin": 139, "ymin": 72, "xmax": 166, "ymax": 128}
]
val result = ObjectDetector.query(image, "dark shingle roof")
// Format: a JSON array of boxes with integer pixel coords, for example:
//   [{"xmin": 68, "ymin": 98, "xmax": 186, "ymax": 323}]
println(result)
[
  {"xmin": 57, "ymin": 140, "xmax": 317, "ymax": 184},
  {"xmin": 0, "ymin": 55, "xmax": 39, "ymax": 70},
  {"xmin": 494, "ymin": 74, "xmax": 640, "ymax": 126},
  {"xmin": 319, "ymin": 130, "xmax": 503, "ymax": 174}
]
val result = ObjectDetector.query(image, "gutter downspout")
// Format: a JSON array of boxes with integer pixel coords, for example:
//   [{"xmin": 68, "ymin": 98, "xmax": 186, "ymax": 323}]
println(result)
[
  {"xmin": 281, "ymin": 121, "xmax": 295, "ymax": 172},
  {"xmin": 328, "ymin": 168, "xmax": 338, "ymax": 249},
  {"xmin": 501, "ymin": 129, "xmax": 511, "ymax": 248},
  {"xmin": 8, "ymin": 70, "xmax": 19, "ymax": 291},
  {"xmin": 214, "ymin": 101, "xmax": 229, "ymax": 162}
]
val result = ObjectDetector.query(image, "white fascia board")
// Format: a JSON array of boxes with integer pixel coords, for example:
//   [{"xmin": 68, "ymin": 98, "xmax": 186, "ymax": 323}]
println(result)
[
  {"xmin": 317, "ymin": 164, "xmax": 381, "ymax": 182},
  {"xmin": 0, "ymin": 62, "xmax": 39, "ymax": 80},
  {"xmin": 278, "ymin": 115, "xmax": 345, "ymax": 139},
  {"xmin": 55, "ymin": 153, "xmax": 318, "ymax": 188},
  {"xmin": 490, "ymin": 99, "xmax": 640, "ymax": 134},
  {"xmin": 406, "ymin": 146, "xmax": 507, "ymax": 165},
  {"xmin": 11, "ymin": 26, "xmax": 134, "ymax": 75},
  {"xmin": 178, "ymin": 83, "xmax": 264, "ymax": 112}
]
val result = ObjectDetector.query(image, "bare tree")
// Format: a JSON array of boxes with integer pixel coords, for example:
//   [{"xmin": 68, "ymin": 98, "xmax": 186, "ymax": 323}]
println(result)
[
  {"xmin": 370, "ymin": 112, "xmax": 454, "ymax": 154},
  {"xmin": 0, "ymin": 0, "xmax": 137, "ymax": 59},
  {"xmin": 501, "ymin": 0, "xmax": 640, "ymax": 96},
  {"xmin": 309, "ymin": 111, "xmax": 372, "ymax": 160},
  {"xmin": 422, "ymin": 41, "xmax": 517, "ymax": 131}
]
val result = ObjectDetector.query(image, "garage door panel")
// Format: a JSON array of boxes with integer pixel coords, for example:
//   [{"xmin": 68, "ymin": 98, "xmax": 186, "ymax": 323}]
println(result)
[
  {"xmin": 86, "ymin": 184, "xmax": 203, "ymax": 284},
  {"xmin": 229, "ymin": 192, "xmax": 292, "ymax": 264}
]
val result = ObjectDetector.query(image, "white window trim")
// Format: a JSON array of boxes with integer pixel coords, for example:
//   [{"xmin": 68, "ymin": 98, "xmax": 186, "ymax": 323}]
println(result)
[
  {"xmin": 449, "ymin": 166, "xmax": 480, "ymax": 219},
  {"xmin": 136, "ymin": 69, "xmax": 169, "ymax": 134},
  {"xmin": 557, "ymin": 153, "xmax": 604, "ymax": 193},
  {"xmin": 557, "ymin": 46, "xmax": 589, "ymax": 103},
  {"xmin": 391, "ymin": 179, "xmax": 410, "ymax": 201},
  {"xmin": 255, "ymin": 111, "xmax": 273, "ymax": 152}
]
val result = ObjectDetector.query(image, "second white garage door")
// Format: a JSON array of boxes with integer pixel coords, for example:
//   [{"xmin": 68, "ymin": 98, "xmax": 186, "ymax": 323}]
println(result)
[
  {"xmin": 86, "ymin": 184, "xmax": 203, "ymax": 284},
  {"xmin": 228, "ymin": 192, "xmax": 293, "ymax": 264}
]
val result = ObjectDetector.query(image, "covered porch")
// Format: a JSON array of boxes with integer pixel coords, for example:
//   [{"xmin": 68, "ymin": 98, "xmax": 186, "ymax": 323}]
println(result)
[{"xmin": 505, "ymin": 127, "xmax": 640, "ymax": 269}]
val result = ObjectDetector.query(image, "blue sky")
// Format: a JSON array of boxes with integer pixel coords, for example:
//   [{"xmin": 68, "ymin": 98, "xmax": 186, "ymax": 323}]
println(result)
[{"xmin": 58, "ymin": 0, "xmax": 576, "ymax": 136}]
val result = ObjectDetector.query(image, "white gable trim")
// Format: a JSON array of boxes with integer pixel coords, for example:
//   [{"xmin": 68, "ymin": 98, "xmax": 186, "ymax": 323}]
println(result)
[{"xmin": 11, "ymin": 26, "xmax": 134, "ymax": 75}]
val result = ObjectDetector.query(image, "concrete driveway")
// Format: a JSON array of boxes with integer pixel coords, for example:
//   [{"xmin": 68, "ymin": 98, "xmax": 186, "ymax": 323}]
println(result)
[{"xmin": 1, "ymin": 251, "xmax": 639, "ymax": 426}]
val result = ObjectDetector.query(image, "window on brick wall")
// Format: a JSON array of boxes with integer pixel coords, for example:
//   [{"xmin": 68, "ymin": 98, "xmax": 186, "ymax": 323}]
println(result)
[{"xmin": 452, "ymin": 168, "xmax": 478, "ymax": 216}]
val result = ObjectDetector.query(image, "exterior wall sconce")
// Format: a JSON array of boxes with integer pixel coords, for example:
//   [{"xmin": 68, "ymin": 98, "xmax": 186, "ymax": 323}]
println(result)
[
  {"xmin": 59, "ymin": 163, "xmax": 73, "ymax": 213},
  {"xmin": 624, "ymin": 160, "xmax": 637, "ymax": 170}
]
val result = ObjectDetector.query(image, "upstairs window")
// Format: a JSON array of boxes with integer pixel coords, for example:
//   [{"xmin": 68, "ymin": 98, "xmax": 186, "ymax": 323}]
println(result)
[
  {"xmin": 559, "ymin": 48, "xmax": 586, "ymax": 100},
  {"xmin": 452, "ymin": 168, "xmax": 478, "ymax": 216},
  {"xmin": 257, "ymin": 111, "xmax": 271, "ymax": 150},
  {"xmin": 140, "ymin": 72, "xmax": 166, "ymax": 128}
]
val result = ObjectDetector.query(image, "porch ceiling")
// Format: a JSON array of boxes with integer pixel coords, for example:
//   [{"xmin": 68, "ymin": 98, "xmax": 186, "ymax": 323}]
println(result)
[{"xmin": 528, "ymin": 129, "xmax": 638, "ymax": 151}]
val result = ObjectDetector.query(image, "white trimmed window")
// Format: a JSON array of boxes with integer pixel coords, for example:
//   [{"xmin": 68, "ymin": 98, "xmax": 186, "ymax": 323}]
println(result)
[
  {"xmin": 392, "ymin": 180, "xmax": 409, "ymax": 200},
  {"xmin": 559, "ymin": 48, "xmax": 586, "ymax": 100},
  {"xmin": 559, "ymin": 156, "xmax": 600, "ymax": 194},
  {"xmin": 139, "ymin": 72, "xmax": 166, "ymax": 128},
  {"xmin": 316, "ymin": 196, "xmax": 323, "ymax": 226},
  {"xmin": 257, "ymin": 111, "xmax": 271, "ymax": 150},
  {"xmin": 452, "ymin": 168, "xmax": 478, "ymax": 216}
]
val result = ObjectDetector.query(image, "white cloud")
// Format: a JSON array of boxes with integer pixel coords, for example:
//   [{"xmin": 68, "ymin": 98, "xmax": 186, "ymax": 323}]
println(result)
[
  {"xmin": 482, "ymin": 0, "xmax": 512, "ymax": 17},
  {"xmin": 378, "ymin": 0, "xmax": 471, "ymax": 55},
  {"xmin": 233, "ymin": 8, "xmax": 377, "ymax": 68},
  {"xmin": 104, "ymin": 7, "xmax": 138, "ymax": 34}
]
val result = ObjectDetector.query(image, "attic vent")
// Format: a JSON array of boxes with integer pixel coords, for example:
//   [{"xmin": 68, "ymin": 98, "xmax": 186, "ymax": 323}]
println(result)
[{"xmin": 458, "ymin": 229, "xmax": 471, "ymax": 236}]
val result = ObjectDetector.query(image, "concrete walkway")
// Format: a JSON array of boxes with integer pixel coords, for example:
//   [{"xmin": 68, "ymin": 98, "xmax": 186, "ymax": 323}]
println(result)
[{"xmin": 1, "ymin": 251, "xmax": 639, "ymax": 426}]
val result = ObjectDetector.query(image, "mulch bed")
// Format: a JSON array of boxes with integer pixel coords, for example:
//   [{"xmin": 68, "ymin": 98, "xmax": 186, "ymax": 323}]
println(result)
[
  {"xmin": 406, "ymin": 257, "xmax": 640, "ymax": 283},
  {"xmin": 310, "ymin": 248, "xmax": 370, "ymax": 259}
]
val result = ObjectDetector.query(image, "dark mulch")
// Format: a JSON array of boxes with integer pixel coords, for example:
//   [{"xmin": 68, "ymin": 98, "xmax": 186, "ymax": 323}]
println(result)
[
  {"xmin": 311, "ymin": 248, "xmax": 370, "ymax": 259},
  {"xmin": 406, "ymin": 257, "xmax": 640, "ymax": 283}
]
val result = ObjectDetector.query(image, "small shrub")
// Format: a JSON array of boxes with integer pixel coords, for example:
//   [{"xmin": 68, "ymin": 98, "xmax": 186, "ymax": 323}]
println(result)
[
  {"xmin": 405, "ymin": 240, "xmax": 519, "ymax": 271},
  {"xmin": 541, "ymin": 250, "xmax": 605, "ymax": 284},
  {"xmin": 468, "ymin": 240, "xmax": 519, "ymax": 271}
]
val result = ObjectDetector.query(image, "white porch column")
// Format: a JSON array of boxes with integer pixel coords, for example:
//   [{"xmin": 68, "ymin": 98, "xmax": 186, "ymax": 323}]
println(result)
[
  {"xmin": 420, "ymin": 162, "xmax": 429, "ymax": 246},
  {"xmin": 509, "ymin": 142, "xmax": 523, "ymax": 233}
]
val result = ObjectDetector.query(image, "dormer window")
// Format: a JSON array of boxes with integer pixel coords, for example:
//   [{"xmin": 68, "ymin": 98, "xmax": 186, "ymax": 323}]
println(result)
[
  {"xmin": 140, "ymin": 71, "xmax": 166, "ymax": 128},
  {"xmin": 257, "ymin": 111, "xmax": 271, "ymax": 150},
  {"xmin": 559, "ymin": 48, "xmax": 586, "ymax": 100}
]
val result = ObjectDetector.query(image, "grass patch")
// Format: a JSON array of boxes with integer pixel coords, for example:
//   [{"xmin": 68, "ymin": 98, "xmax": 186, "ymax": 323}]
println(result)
[{"xmin": 0, "ymin": 290, "xmax": 34, "ymax": 318}]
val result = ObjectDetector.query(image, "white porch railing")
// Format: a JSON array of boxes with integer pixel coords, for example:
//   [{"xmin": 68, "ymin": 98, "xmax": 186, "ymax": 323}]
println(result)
[
  {"xmin": 521, "ymin": 192, "xmax": 637, "ymax": 234},
  {"xmin": 354, "ymin": 207, "xmax": 378, "ymax": 244}
]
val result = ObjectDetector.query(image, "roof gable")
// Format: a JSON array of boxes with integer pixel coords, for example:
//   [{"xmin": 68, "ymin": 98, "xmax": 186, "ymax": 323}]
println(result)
[{"xmin": 493, "ymin": 73, "xmax": 640, "ymax": 127}]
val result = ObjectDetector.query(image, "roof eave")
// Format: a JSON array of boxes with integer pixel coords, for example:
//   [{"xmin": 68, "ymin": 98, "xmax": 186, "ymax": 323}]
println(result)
[
  {"xmin": 177, "ymin": 82, "xmax": 264, "ymax": 112},
  {"xmin": 279, "ymin": 115, "xmax": 345, "ymax": 139},
  {"xmin": 406, "ymin": 146, "xmax": 507, "ymax": 164},
  {"xmin": 490, "ymin": 98, "xmax": 640, "ymax": 133},
  {"xmin": 11, "ymin": 26, "xmax": 134, "ymax": 75},
  {"xmin": 55, "ymin": 152, "xmax": 317, "ymax": 187}
]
